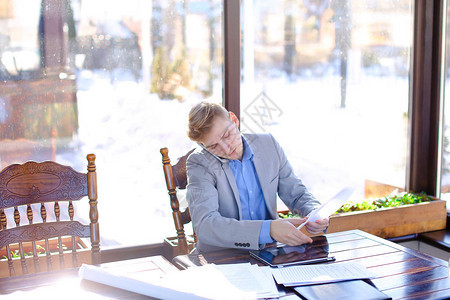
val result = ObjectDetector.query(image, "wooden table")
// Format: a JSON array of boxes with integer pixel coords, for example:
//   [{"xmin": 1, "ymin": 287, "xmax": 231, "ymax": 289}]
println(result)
[
  {"xmin": 0, "ymin": 256, "xmax": 178, "ymax": 299},
  {"xmin": 173, "ymin": 229, "xmax": 450, "ymax": 300},
  {"xmin": 1, "ymin": 230, "xmax": 449, "ymax": 299}
]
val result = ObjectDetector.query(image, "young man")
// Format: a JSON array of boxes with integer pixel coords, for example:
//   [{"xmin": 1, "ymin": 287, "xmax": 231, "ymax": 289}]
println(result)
[{"xmin": 186, "ymin": 101, "xmax": 329, "ymax": 252}]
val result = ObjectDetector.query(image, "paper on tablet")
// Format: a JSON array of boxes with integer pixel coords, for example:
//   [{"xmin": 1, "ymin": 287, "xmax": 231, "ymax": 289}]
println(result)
[{"xmin": 297, "ymin": 187, "xmax": 355, "ymax": 230}]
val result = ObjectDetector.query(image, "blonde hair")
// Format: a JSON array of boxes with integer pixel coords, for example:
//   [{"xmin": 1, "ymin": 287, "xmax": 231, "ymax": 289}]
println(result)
[{"xmin": 187, "ymin": 102, "xmax": 228, "ymax": 141}]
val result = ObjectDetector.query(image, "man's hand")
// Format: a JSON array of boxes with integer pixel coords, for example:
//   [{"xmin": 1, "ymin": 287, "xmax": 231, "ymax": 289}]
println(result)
[
  {"xmin": 305, "ymin": 217, "xmax": 329, "ymax": 235},
  {"xmin": 270, "ymin": 218, "xmax": 312, "ymax": 246}
]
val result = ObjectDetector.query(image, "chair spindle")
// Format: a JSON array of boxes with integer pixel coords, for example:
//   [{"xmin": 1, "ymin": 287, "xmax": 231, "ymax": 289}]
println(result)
[
  {"xmin": 1, "ymin": 209, "xmax": 15, "ymax": 276},
  {"xmin": 27, "ymin": 205, "xmax": 40, "ymax": 272},
  {"xmin": 68, "ymin": 201, "xmax": 78, "ymax": 267},
  {"xmin": 40, "ymin": 203, "xmax": 52, "ymax": 271},
  {"xmin": 13, "ymin": 206, "xmax": 28, "ymax": 275},
  {"xmin": 160, "ymin": 148, "xmax": 189, "ymax": 254},
  {"xmin": 54, "ymin": 201, "xmax": 65, "ymax": 268},
  {"xmin": 87, "ymin": 154, "xmax": 100, "ymax": 265}
]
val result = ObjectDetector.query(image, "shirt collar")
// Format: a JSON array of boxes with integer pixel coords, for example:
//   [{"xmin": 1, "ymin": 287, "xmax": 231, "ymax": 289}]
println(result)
[{"xmin": 239, "ymin": 136, "xmax": 254, "ymax": 162}]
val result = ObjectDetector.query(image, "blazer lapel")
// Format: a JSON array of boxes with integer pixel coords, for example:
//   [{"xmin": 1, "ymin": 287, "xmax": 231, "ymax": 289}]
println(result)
[
  {"xmin": 252, "ymin": 142, "xmax": 278, "ymax": 219},
  {"xmin": 221, "ymin": 163, "xmax": 242, "ymax": 219}
]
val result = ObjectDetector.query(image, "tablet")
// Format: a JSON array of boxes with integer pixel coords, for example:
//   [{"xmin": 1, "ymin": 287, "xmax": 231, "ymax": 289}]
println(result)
[{"xmin": 249, "ymin": 235, "xmax": 335, "ymax": 267}]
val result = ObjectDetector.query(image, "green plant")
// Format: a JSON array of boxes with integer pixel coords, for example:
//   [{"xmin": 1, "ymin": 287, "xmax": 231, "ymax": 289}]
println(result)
[
  {"xmin": 337, "ymin": 192, "xmax": 432, "ymax": 213},
  {"xmin": 1, "ymin": 242, "xmax": 69, "ymax": 260},
  {"xmin": 2, "ymin": 249, "xmax": 34, "ymax": 260},
  {"xmin": 278, "ymin": 211, "xmax": 295, "ymax": 219}
]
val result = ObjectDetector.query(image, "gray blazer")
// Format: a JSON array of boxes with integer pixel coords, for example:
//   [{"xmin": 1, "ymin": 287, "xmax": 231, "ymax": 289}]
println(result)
[{"xmin": 186, "ymin": 133, "xmax": 320, "ymax": 252}]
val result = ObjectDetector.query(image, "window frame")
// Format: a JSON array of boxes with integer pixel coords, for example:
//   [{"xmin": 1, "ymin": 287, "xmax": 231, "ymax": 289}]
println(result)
[
  {"xmin": 408, "ymin": 0, "xmax": 444, "ymax": 196},
  {"xmin": 224, "ymin": 0, "xmax": 446, "ymax": 198}
]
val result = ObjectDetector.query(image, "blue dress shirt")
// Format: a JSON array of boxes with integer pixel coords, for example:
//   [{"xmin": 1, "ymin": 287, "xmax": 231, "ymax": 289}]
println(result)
[{"xmin": 228, "ymin": 137, "xmax": 274, "ymax": 245}]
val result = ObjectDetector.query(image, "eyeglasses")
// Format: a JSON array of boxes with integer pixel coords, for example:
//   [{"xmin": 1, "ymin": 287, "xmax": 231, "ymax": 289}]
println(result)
[{"xmin": 205, "ymin": 122, "xmax": 238, "ymax": 153}]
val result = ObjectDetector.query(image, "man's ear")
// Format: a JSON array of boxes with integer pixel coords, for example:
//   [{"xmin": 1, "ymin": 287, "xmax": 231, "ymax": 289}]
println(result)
[{"xmin": 228, "ymin": 111, "xmax": 240, "ymax": 127}]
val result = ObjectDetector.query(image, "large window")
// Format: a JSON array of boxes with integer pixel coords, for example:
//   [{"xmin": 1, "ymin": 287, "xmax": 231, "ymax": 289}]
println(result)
[
  {"xmin": 0, "ymin": 0, "xmax": 447, "ymax": 252},
  {"xmin": 240, "ymin": 0, "xmax": 412, "ymax": 203},
  {"xmin": 0, "ymin": 0, "xmax": 223, "ymax": 246},
  {"xmin": 440, "ymin": 1, "xmax": 450, "ymax": 213}
]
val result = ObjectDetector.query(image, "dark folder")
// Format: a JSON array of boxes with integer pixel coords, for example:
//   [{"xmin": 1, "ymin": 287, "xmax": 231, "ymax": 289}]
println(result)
[{"xmin": 293, "ymin": 279, "xmax": 391, "ymax": 300}]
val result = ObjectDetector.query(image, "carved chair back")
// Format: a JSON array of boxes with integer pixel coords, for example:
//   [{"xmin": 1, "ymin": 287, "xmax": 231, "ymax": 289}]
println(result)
[
  {"xmin": 0, "ymin": 154, "xmax": 99, "ymax": 277},
  {"xmin": 160, "ymin": 147, "xmax": 196, "ymax": 255}
]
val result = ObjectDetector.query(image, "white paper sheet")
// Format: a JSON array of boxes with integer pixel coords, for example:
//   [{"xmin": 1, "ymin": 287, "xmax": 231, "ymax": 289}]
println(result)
[
  {"xmin": 271, "ymin": 261, "xmax": 376, "ymax": 287},
  {"xmin": 214, "ymin": 263, "xmax": 281, "ymax": 298},
  {"xmin": 79, "ymin": 262, "xmax": 278, "ymax": 299},
  {"xmin": 297, "ymin": 187, "xmax": 355, "ymax": 230},
  {"xmin": 79, "ymin": 264, "xmax": 205, "ymax": 300},
  {"xmin": 161, "ymin": 264, "xmax": 255, "ymax": 299}
]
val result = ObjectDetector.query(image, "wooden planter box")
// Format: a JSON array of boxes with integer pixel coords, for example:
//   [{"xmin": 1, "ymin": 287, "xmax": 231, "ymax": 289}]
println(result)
[
  {"xmin": 326, "ymin": 199, "xmax": 447, "ymax": 238},
  {"xmin": 282, "ymin": 199, "xmax": 447, "ymax": 239}
]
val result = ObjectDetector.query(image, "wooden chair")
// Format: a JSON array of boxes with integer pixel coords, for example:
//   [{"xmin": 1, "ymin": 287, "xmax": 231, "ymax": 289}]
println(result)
[
  {"xmin": 0, "ymin": 154, "xmax": 99, "ymax": 277},
  {"xmin": 160, "ymin": 147, "xmax": 196, "ymax": 259}
]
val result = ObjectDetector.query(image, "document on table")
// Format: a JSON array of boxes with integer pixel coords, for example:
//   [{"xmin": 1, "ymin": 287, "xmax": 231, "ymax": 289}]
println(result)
[
  {"xmin": 79, "ymin": 263, "xmax": 205, "ymax": 300},
  {"xmin": 79, "ymin": 261, "xmax": 283, "ymax": 299},
  {"xmin": 271, "ymin": 261, "xmax": 376, "ymax": 287},
  {"xmin": 213, "ymin": 263, "xmax": 282, "ymax": 298},
  {"xmin": 297, "ymin": 187, "xmax": 355, "ymax": 230}
]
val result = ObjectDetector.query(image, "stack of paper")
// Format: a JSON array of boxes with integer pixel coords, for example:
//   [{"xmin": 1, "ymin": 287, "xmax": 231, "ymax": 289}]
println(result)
[
  {"xmin": 79, "ymin": 264, "xmax": 196, "ymax": 299},
  {"xmin": 79, "ymin": 262, "xmax": 282, "ymax": 299},
  {"xmin": 271, "ymin": 261, "xmax": 376, "ymax": 287}
]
